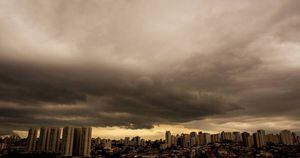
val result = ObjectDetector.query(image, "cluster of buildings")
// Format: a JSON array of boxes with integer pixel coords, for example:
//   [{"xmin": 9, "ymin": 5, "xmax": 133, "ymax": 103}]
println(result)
[
  {"xmin": 26, "ymin": 126, "xmax": 92, "ymax": 157},
  {"xmin": 1, "ymin": 128, "xmax": 300, "ymax": 157},
  {"xmin": 93, "ymin": 136, "xmax": 148, "ymax": 150},
  {"xmin": 87, "ymin": 129, "xmax": 300, "ymax": 157},
  {"xmin": 161, "ymin": 129, "xmax": 299, "ymax": 149}
]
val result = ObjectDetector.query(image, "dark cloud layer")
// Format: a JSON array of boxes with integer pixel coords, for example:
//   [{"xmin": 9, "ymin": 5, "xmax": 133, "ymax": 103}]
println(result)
[{"xmin": 0, "ymin": 0, "xmax": 300, "ymax": 135}]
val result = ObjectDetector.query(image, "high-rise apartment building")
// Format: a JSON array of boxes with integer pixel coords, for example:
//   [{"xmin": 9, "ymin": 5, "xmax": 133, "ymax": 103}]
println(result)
[
  {"xmin": 204, "ymin": 133, "xmax": 211, "ymax": 144},
  {"xmin": 80, "ymin": 127, "xmax": 92, "ymax": 157},
  {"xmin": 198, "ymin": 132, "xmax": 205, "ymax": 145},
  {"xmin": 258, "ymin": 130, "xmax": 266, "ymax": 147},
  {"xmin": 182, "ymin": 134, "xmax": 190, "ymax": 147},
  {"xmin": 73, "ymin": 128, "xmax": 82, "ymax": 156},
  {"xmin": 280, "ymin": 130, "xmax": 294, "ymax": 145},
  {"xmin": 26, "ymin": 128, "xmax": 38, "ymax": 152},
  {"xmin": 171, "ymin": 135, "xmax": 177, "ymax": 146},
  {"xmin": 165, "ymin": 131, "xmax": 172, "ymax": 147},
  {"xmin": 266, "ymin": 134, "xmax": 280, "ymax": 144},
  {"xmin": 211, "ymin": 134, "xmax": 221, "ymax": 143},
  {"xmin": 49, "ymin": 128, "xmax": 61, "ymax": 153},
  {"xmin": 233, "ymin": 132, "xmax": 242, "ymax": 143},
  {"xmin": 61, "ymin": 126, "xmax": 74, "ymax": 157},
  {"xmin": 253, "ymin": 130, "xmax": 266, "ymax": 148},
  {"xmin": 242, "ymin": 132, "xmax": 253, "ymax": 147},
  {"xmin": 38, "ymin": 127, "xmax": 50, "ymax": 152}
]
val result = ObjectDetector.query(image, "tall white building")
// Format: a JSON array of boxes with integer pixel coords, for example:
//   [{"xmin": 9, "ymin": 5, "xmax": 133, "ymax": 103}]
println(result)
[
  {"xmin": 61, "ymin": 126, "xmax": 74, "ymax": 157},
  {"xmin": 80, "ymin": 127, "xmax": 92, "ymax": 157}
]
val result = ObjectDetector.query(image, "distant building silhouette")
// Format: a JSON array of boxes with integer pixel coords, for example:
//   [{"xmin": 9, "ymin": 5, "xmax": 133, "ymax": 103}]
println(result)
[{"xmin": 26, "ymin": 128, "xmax": 38, "ymax": 152}]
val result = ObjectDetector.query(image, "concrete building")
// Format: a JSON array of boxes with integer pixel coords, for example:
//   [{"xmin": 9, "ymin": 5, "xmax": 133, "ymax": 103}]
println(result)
[
  {"xmin": 38, "ymin": 127, "xmax": 50, "ymax": 152},
  {"xmin": 242, "ymin": 132, "xmax": 254, "ymax": 147},
  {"xmin": 49, "ymin": 128, "xmax": 61, "ymax": 153},
  {"xmin": 73, "ymin": 128, "xmax": 82, "ymax": 156},
  {"xmin": 233, "ymin": 132, "xmax": 242, "ymax": 143},
  {"xmin": 171, "ymin": 135, "xmax": 177, "ymax": 147},
  {"xmin": 61, "ymin": 126, "xmax": 74, "ymax": 157},
  {"xmin": 221, "ymin": 131, "xmax": 233, "ymax": 141},
  {"xmin": 165, "ymin": 131, "xmax": 172, "ymax": 147},
  {"xmin": 280, "ymin": 130, "xmax": 293, "ymax": 145},
  {"xmin": 211, "ymin": 134, "xmax": 221, "ymax": 143},
  {"xmin": 80, "ymin": 127, "xmax": 92, "ymax": 157},
  {"xmin": 204, "ymin": 133, "xmax": 211, "ymax": 144},
  {"xmin": 258, "ymin": 130, "xmax": 266, "ymax": 146},
  {"xmin": 198, "ymin": 132, "xmax": 205, "ymax": 145},
  {"xmin": 266, "ymin": 134, "xmax": 279, "ymax": 144},
  {"xmin": 26, "ymin": 128, "xmax": 38, "ymax": 152}
]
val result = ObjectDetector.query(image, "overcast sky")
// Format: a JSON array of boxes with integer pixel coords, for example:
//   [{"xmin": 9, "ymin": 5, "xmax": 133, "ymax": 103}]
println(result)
[{"xmin": 0, "ymin": 0, "xmax": 300, "ymax": 139}]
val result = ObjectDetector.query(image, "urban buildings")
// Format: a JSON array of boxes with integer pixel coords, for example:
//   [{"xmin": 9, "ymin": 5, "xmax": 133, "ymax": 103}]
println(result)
[
  {"xmin": 80, "ymin": 127, "xmax": 92, "ymax": 157},
  {"xmin": 280, "ymin": 130, "xmax": 294, "ymax": 145},
  {"xmin": 49, "ymin": 127, "xmax": 61, "ymax": 152},
  {"xmin": 25, "ymin": 126, "xmax": 92, "ymax": 157},
  {"xmin": 1, "ymin": 128, "xmax": 299, "ymax": 157},
  {"xmin": 38, "ymin": 127, "xmax": 50, "ymax": 152},
  {"xmin": 61, "ymin": 126, "xmax": 74, "ymax": 157},
  {"xmin": 165, "ymin": 131, "xmax": 171, "ymax": 147},
  {"xmin": 26, "ymin": 128, "xmax": 38, "ymax": 152}
]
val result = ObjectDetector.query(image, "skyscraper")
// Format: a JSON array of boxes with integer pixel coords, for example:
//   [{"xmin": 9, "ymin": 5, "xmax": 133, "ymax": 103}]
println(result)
[
  {"xmin": 49, "ymin": 128, "xmax": 61, "ymax": 153},
  {"xmin": 165, "ymin": 131, "xmax": 171, "ymax": 147},
  {"xmin": 233, "ymin": 132, "xmax": 242, "ymax": 143},
  {"xmin": 198, "ymin": 132, "xmax": 205, "ymax": 145},
  {"xmin": 204, "ymin": 133, "xmax": 211, "ymax": 144},
  {"xmin": 61, "ymin": 126, "xmax": 74, "ymax": 157},
  {"xmin": 80, "ymin": 127, "xmax": 92, "ymax": 157},
  {"xmin": 266, "ymin": 134, "xmax": 280, "ymax": 144},
  {"xmin": 73, "ymin": 128, "xmax": 82, "ymax": 156},
  {"xmin": 221, "ymin": 131, "xmax": 233, "ymax": 141},
  {"xmin": 171, "ymin": 135, "xmax": 177, "ymax": 146},
  {"xmin": 280, "ymin": 130, "xmax": 293, "ymax": 145},
  {"xmin": 247, "ymin": 135, "xmax": 254, "ymax": 147},
  {"xmin": 258, "ymin": 130, "xmax": 266, "ymax": 147},
  {"xmin": 190, "ymin": 132, "xmax": 197, "ymax": 146},
  {"xmin": 242, "ymin": 132, "xmax": 250, "ymax": 146},
  {"xmin": 253, "ymin": 130, "xmax": 266, "ymax": 148},
  {"xmin": 182, "ymin": 134, "xmax": 190, "ymax": 147},
  {"xmin": 26, "ymin": 128, "xmax": 38, "ymax": 152},
  {"xmin": 38, "ymin": 127, "xmax": 50, "ymax": 152}
]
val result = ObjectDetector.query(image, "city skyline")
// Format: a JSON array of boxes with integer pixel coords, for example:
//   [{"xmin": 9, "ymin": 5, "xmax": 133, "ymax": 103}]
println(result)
[
  {"xmin": 2, "ymin": 126, "xmax": 299, "ymax": 157},
  {"xmin": 14, "ymin": 127, "xmax": 300, "ymax": 141},
  {"xmin": 1, "ymin": 0, "xmax": 300, "ymax": 141},
  {"xmin": 23, "ymin": 126, "xmax": 300, "ymax": 143}
]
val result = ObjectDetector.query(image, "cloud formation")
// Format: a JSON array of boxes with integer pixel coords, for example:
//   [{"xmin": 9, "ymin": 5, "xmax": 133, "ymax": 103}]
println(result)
[{"xmin": 0, "ymin": 0, "xmax": 300, "ymax": 135}]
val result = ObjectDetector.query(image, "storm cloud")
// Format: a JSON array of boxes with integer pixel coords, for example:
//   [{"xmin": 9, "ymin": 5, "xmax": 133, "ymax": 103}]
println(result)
[{"xmin": 0, "ymin": 0, "xmax": 300, "ymax": 135}]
